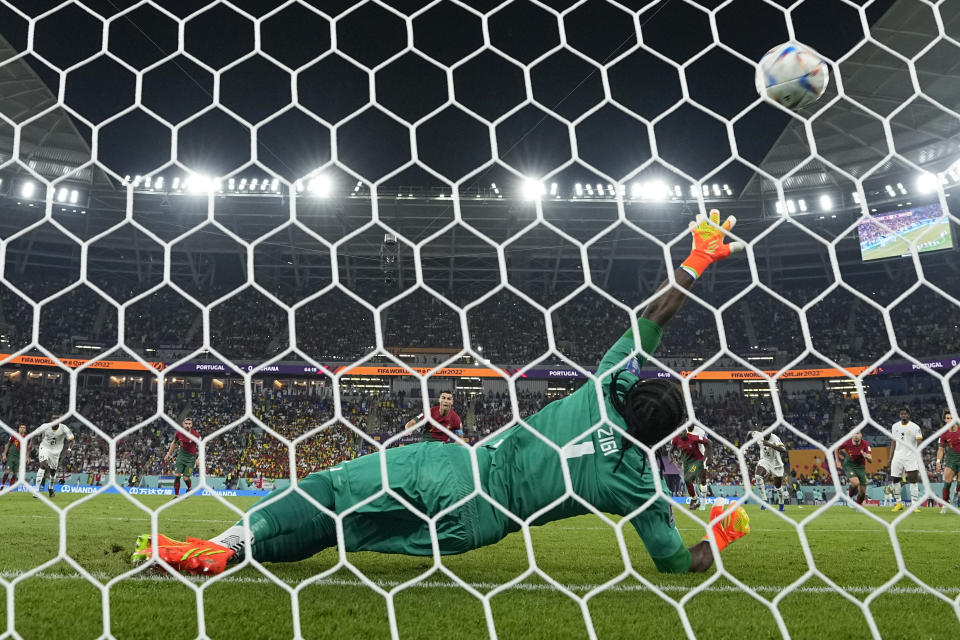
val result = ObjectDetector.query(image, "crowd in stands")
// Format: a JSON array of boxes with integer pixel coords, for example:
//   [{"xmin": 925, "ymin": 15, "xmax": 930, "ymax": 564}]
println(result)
[
  {"xmin": 1, "ymin": 267, "xmax": 958, "ymax": 491},
  {"xmin": 2, "ymin": 276, "xmax": 959, "ymax": 370},
  {"xmin": 1, "ymin": 374, "xmax": 954, "ymax": 490}
]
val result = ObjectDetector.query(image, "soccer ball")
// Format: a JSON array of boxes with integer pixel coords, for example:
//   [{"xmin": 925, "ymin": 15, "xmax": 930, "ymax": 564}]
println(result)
[{"xmin": 756, "ymin": 43, "xmax": 829, "ymax": 110}]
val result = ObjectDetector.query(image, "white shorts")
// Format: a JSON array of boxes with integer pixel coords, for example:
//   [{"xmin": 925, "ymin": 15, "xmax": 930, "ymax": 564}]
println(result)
[
  {"xmin": 38, "ymin": 448, "xmax": 61, "ymax": 469},
  {"xmin": 890, "ymin": 456, "xmax": 919, "ymax": 477},
  {"xmin": 758, "ymin": 460, "xmax": 784, "ymax": 478}
]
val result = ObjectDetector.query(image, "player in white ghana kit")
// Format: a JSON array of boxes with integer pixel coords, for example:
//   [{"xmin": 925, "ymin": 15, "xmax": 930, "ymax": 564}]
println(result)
[
  {"xmin": 889, "ymin": 408, "xmax": 923, "ymax": 513},
  {"xmin": 749, "ymin": 430, "xmax": 789, "ymax": 512},
  {"xmin": 34, "ymin": 423, "xmax": 74, "ymax": 499}
]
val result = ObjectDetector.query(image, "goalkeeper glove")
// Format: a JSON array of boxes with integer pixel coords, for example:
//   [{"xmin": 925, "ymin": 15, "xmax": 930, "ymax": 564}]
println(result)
[{"xmin": 680, "ymin": 209, "xmax": 745, "ymax": 279}]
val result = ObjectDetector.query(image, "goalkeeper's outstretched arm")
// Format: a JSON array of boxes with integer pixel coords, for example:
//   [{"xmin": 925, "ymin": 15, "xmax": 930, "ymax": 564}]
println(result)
[
  {"xmin": 642, "ymin": 210, "xmax": 746, "ymax": 574},
  {"xmin": 641, "ymin": 210, "xmax": 744, "ymax": 329}
]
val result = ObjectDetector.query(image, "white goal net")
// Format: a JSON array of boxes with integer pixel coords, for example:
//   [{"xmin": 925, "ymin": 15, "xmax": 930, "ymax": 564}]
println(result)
[{"xmin": 0, "ymin": 0, "xmax": 959, "ymax": 638}]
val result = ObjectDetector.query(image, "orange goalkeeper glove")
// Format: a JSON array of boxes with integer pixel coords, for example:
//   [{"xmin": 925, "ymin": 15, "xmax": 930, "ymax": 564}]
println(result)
[
  {"xmin": 705, "ymin": 504, "xmax": 751, "ymax": 552},
  {"xmin": 680, "ymin": 209, "xmax": 745, "ymax": 279}
]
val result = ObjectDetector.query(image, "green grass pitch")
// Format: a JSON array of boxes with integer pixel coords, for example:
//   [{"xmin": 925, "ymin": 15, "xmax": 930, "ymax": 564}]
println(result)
[{"xmin": 1, "ymin": 493, "xmax": 958, "ymax": 639}]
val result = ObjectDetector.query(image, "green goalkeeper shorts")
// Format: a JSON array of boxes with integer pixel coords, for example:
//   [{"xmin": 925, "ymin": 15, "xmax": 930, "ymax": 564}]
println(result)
[
  {"xmin": 944, "ymin": 451, "xmax": 960, "ymax": 475},
  {"xmin": 174, "ymin": 452, "xmax": 197, "ymax": 477},
  {"xmin": 247, "ymin": 442, "xmax": 505, "ymax": 560},
  {"xmin": 682, "ymin": 456, "xmax": 704, "ymax": 484},
  {"xmin": 842, "ymin": 459, "xmax": 867, "ymax": 485}
]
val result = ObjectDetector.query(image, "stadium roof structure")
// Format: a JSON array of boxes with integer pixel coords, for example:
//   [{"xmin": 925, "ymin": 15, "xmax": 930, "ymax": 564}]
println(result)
[
  {"xmin": 743, "ymin": 0, "xmax": 960, "ymax": 199},
  {"xmin": 0, "ymin": 1, "xmax": 957, "ymax": 295},
  {"xmin": 0, "ymin": 34, "xmax": 111, "ymax": 190}
]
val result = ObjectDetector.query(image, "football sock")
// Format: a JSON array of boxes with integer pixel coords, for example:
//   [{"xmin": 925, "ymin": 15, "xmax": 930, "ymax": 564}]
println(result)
[
  {"xmin": 173, "ymin": 477, "xmax": 181, "ymax": 496},
  {"xmin": 35, "ymin": 468, "xmax": 45, "ymax": 490},
  {"xmin": 857, "ymin": 490, "xmax": 866, "ymax": 504},
  {"xmin": 892, "ymin": 482, "xmax": 902, "ymax": 503},
  {"xmin": 185, "ymin": 477, "xmax": 192, "ymax": 491},
  {"xmin": 755, "ymin": 476, "xmax": 767, "ymax": 501},
  {"xmin": 943, "ymin": 485, "xmax": 951, "ymax": 503},
  {"xmin": 909, "ymin": 482, "xmax": 919, "ymax": 505},
  {"xmin": 1, "ymin": 472, "xmax": 8, "ymax": 486},
  {"xmin": 778, "ymin": 487, "xmax": 786, "ymax": 506},
  {"xmin": 848, "ymin": 486, "xmax": 857, "ymax": 499},
  {"xmin": 686, "ymin": 482, "xmax": 698, "ymax": 500}
]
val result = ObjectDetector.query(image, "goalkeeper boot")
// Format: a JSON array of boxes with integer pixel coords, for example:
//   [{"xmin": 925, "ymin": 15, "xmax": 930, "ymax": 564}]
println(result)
[
  {"xmin": 131, "ymin": 533, "xmax": 234, "ymax": 576},
  {"xmin": 705, "ymin": 504, "xmax": 750, "ymax": 552},
  {"xmin": 48, "ymin": 487, "xmax": 55, "ymax": 499},
  {"xmin": 892, "ymin": 502, "xmax": 904, "ymax": 513}
]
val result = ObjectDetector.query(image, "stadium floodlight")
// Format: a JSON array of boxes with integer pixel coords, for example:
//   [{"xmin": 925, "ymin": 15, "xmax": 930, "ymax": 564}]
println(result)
[
  {"xmin": 701, "ymin": 184, "xmax": 709, "ymax": 196},
  {"xmin": 896, "ymin": 182, "xmax": 907, "ymax": 194},
  {"xmin": 786, "ymin": 199, "xmax": 796, "ymax": 213},
  {"xmin": 56, "ymin": 187, "xmax": 68, "ymax": 202},
  {"xmin": 885, "ymin": 184, "xmax": 896, "ymax": 197},
  {"xmin": 154, "ymin": 177, "xmax": 164, "ymax": 190},
  {"xmin": 172, "ymin": 177, "xmax": 181, "ymax": 190},
  {"xmin": 294, "ymin": 180, "xmax": 303, "ymax": 193},
  {"xmin": 239, "ymin": 178, "xmax": 247, "ymax": 191},
  {"xmin": 819, "ymin": 194, "xmax": 833, "ymax": 210},
  {"xmin": 250, "ymin": 178, "xmax": 259, "ymax": 191},
  {"xmin": 798, "ymin": 198, "xmax": 807, "ymax": 211},
  {"xmin": 123, "ymin": 174, "xmax": 131, "ymax": 184},
  {"xmin": 574, "ymin": 183, "xmax": 583, "ymax": 197},
  {"xmin": 948, "ymin": 161, "xmax": 960, "ymax": 181},
  {"xmin": 308, "ymin": 175, "xmax": 332, "ymax": 197},
  {"xmin": 549, "ymin": 182, "xmax": 558, "ymax": 196},
  {"xmin": 69, "ymin": 190, "xmax": 79, "ymax": 204},
  {"xmin": 271, "ymin": 178, "xmax": 279, "ymax": 193},
  {"xmin": 673, "ymin": 185, "xmax": 682, "ymax": 197},
  {"xmin": 642, "ymin": 180, "xmax": 669, "ymax": 201},
  {"xmin": 187, "ymin": 175, "xmax": 213, "ymax": 193},
  {"xmin": 630, "ymin": 182, "xmax": 641, "ymax": 198},
  {"xmin": 852, "ymin": 191, "xmax": 861, "ymax": 204},
  {"xmin": 915, "ymin": 173, "xmax": 938, "ymax": 193},
  {"xmin": 521, "ymin": 179, "xmax": 545, "ymax": 200},
  {"xmin": 712, "ymin": 183, "xmax": 720, "ymax": 196},
  {"xmin": 594, "ymin": 183, "xmax": 603, "ymax": 196},
  {"xmin": 145, "ymin": 176, "xmax": 153, "ymax": 189},
  {"xmin": 133, "ymin": 175, "xmax": 142, "ymax": 187},
  {"xmin": 722, "ymin": 184, "xmax": 732, "ymax": 196},
  {"xmin": 228, "ymin": 178, "xmax": 236, "ymax": 191},
  {"xmin": 775, "ymin": 201, "xmax": 785, "ymax": 214},
  {"xmin": 20, "ymin": 181, "xmax": 35, "ymax": 198},
  {"xmin": 606, "ymin": 184, "xmax": 615, "ymax": 196},
  {"xmin": 585, "ymin": 184, "xmax": 594, "ymax": 195}
]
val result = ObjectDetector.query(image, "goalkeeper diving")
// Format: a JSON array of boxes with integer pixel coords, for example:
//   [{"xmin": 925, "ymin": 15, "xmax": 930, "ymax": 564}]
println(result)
[{"xmin": 132, "ymin": 210, "xmax": 751, "ymax": 576}]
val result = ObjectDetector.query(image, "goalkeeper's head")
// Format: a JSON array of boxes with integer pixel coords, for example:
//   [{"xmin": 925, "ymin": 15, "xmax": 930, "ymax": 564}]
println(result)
[{"xmin": 609, "ymin": 375, "xmax": 687, "ymax": 471}]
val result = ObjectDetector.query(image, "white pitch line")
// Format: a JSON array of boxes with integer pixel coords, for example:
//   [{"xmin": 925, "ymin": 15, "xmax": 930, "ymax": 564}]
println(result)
[{"xmin": 0, "ymin": 570, "xmax": 956, "ymax": 596}]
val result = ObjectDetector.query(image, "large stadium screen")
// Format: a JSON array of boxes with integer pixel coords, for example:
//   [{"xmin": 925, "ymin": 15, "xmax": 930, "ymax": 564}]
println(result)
[{"xmin": 857, "ymin": 203, "xmax": 954, "ymax": 261}]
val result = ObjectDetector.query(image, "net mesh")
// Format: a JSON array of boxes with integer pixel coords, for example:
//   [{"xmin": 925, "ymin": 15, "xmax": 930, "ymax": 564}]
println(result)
[{"xmin": 0, "ymin": 0, "xmax": 958, "ymax": 638}]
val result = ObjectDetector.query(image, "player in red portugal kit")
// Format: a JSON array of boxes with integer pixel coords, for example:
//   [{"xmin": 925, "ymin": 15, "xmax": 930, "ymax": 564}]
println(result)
[
  {"xmin": 1, "ymin": 425, "xmax": 27, "ymax": 487},
  {"xmin": 835, "ymin": 432, "xmax": 872, "ymax": 505},
  {"xmin": 404, "ymin": 391, "xmax": 463, "ymax": 442},
  {"xmin": 164, "ymin": 418, "xmax": 200, "ymax": 498},
  {"xmin": 671, "ymin": 425, "xmax": 712, "ymax": 510},
  {"xmin": 936, "ymin": 410, "xmax": 959, "ymax": 514}
]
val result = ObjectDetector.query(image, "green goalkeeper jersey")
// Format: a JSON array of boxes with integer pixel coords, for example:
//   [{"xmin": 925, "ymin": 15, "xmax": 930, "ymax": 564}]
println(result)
[{"xmin": 480, "ymin": 318, "xmax": 684, "ymax": 566}]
